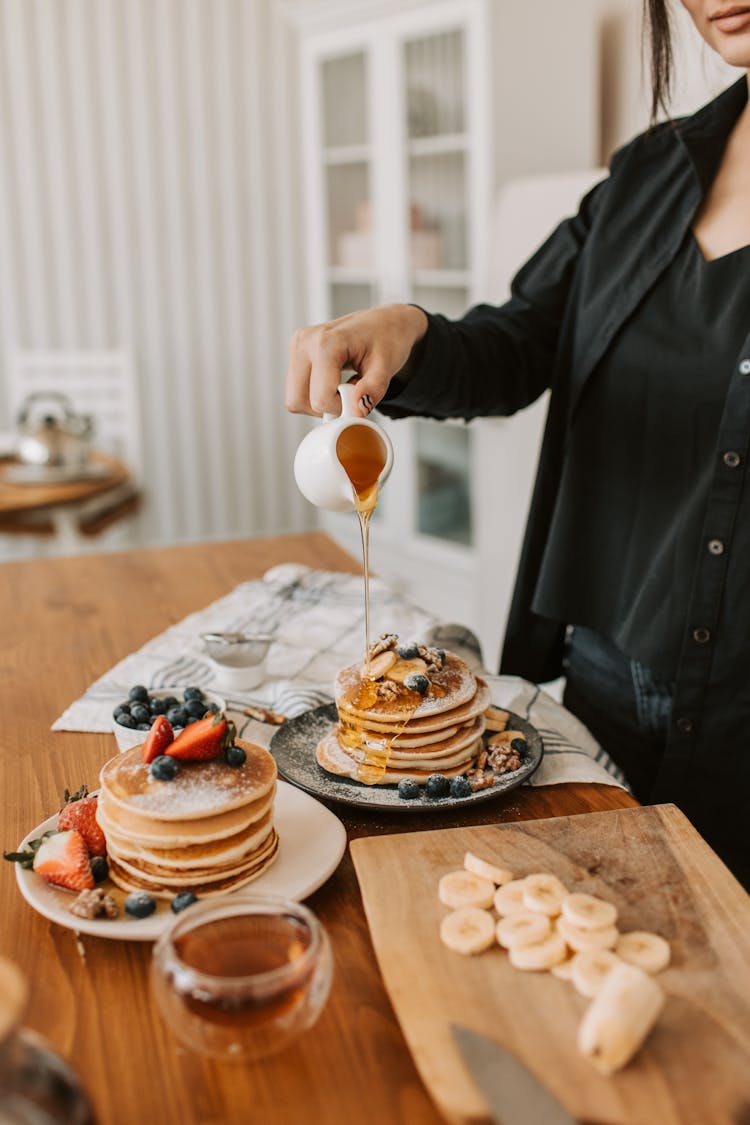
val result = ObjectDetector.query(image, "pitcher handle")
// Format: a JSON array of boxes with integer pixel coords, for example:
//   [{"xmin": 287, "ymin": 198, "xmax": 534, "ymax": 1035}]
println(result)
[{"xmin": 322, "ymin": 381, "xmax": 360, "ymax": 422}]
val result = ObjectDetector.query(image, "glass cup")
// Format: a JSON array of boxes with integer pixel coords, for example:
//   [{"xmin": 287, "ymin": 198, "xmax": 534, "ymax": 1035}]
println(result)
[{"xmin": 151, "ymin": 894, "xmax": 333, "ymax": 1061}]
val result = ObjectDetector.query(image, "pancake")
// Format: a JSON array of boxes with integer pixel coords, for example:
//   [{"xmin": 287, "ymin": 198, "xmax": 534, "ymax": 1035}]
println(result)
[
  {"xmin": 316, "ymin": 731, "xmax": 484, "ymax": 785},
  {"xmin": 316, "ymin": 637, "xmax": 489, "ymax": 787},
  {"xmin": 336, "ymin": 652, "xmax": 477, "ymax": 722},
  {"xmin": 97, "ymin": 736, "xmax": 279, "ymax": 898},
  {"xmin": 100, "ymin": 740, "xmax": 276, "ymax": 821}
]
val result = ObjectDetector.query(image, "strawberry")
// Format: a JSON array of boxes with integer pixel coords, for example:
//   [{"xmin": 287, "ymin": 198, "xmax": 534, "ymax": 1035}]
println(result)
[
  {"xmin": 166, "ymin": 713, "xmax": 235, "ymax": 762},
  {"xmin": 141, "ymin": 715, "xmax": 174, "ymax": 764},
  {"xmin": 57, "ymin": 785, "xmax": 107, "ymax": 857},
  {"xmin": 33, "ymin": 830, "xmax": 94, "ymax": 892}
]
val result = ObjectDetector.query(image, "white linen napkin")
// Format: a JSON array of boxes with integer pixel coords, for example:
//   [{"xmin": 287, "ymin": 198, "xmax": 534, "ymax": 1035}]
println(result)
[{"xmin": 52, "ymin": 563, "xmax": 627, "ymax": 790}]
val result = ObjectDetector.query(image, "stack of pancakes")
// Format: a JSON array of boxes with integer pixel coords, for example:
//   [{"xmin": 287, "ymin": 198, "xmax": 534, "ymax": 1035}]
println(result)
[
  {"xmin": 96, "ymin": 738, "xmax": 278, "ymax": 898},
  {"xmin": 316, "ymin": 642, "xmax": 490, "ymax": 785}
]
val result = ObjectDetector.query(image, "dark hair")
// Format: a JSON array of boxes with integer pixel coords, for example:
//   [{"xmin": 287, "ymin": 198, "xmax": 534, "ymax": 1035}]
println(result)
[{"xmin": 644, "ymin": 0, "xmax": 674, "ymax": 122}]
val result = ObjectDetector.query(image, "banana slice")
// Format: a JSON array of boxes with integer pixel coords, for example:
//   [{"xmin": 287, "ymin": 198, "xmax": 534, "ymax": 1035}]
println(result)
[
  {"xmin": 570, "ymin": 950, "xmax": 622, "ymax": 998},
  {"xmin": 493, "ymin": 879, "xmax": 527, "ymax": 916},
  {"xmin": 361, "ymin": 650, "xmax": 397, "ymax": 680},
  {"xmin": 578, "ymin": 962, "xmax": 664, "ymax": 1074},
  {"xmin": 561, "ymin": 892, "xmax": 618, "ymax": 931},
  {"xmin": 440, "ymin": 907, "xmax": 496, "ymax": 955},
  {"xmin": 509, "ymin": 930, "xmax": 568, "ymax": 971},
  {"xmin": 438, "ymin": 870, "xmax": 495, "ymax": 910},
  {"xmin": 496, "ymin": 910, "xmax": 551, "ymax": 950},
  {"xmin": 487, "ymin": 729, "xmax": 527, "ymax": 748},
  {"xmin": 615, "ymin": 931, "xmax": 671, "ymax": 974},
  {"xmin": 522, "ymin": 873, "xmax": 568, "ymax": 916},
  {"xmin": 483, "ymin": 706, "xmax": 509, "ymax": 732},
  {"xmin": 551, "ymin": 955, "xmax": 576, "ymax": 981},
  {"xmin": 557, "ymin": 915, "xmax": 618, "ymax": 952},
  {"xmin": 388, "ymin": 657, "xmax": 428, "ymax": 684},
  {"xmin": 464, "ymin": 852, "xmax": 514, "ymax": 886}
]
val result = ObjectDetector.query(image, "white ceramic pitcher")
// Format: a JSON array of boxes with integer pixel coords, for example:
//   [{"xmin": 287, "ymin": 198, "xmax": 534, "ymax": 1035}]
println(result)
[{"xmin": 293, "ymin": 382, "xmax": 393, "ymax": 512}]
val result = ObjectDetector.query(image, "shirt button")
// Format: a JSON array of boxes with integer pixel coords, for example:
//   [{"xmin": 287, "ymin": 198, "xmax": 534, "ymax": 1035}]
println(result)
[
  {"xmin": 707, "ymin": 538, "xmax": 725, "ymax": 556},
  {"xmin": 723, "ymin": 451, "xmax": 741, "ymax": 468},
  {"xmin": 676, "ymin": 716, "xmax": 694, "ymax": 735},
  {"xmin": 740, "ymin": 359, "xmax": 750, "ymax": 374},
  {"xmin": 692, "ymin": 626, "xmax": 711, "ymax": 644}
]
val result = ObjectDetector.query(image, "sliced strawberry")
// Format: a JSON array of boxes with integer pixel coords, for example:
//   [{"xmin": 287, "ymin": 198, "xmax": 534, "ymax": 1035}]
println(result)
[
  {"xmin": 141, "ymin": 715, "xmax": 174, "ymax": 764},
  {"xmin": 165, "ymin": 713, "xmax": 234, "ymax": 762},
  {"xmin": 57, "ymin": 788, "xmax": 107, "ymax": 858},
  {"xmin": 33, "ymin": 830, "xmax": 94, "ymax": 892}
]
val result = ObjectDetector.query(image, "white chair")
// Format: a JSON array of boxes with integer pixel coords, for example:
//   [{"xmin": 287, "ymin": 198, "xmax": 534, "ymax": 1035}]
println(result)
[{"xmin": 2, "ymin": 350, "xmax": 144, "ymax": 556}]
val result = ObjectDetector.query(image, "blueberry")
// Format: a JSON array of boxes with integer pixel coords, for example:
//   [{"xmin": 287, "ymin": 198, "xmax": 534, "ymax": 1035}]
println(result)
[
  {"xmin": 128, "ymin": 685, "xmax": 149, "ymax": 703},
  {"xmin": 449, "ymin": 775, "xmax": 472, "ymax": 799},
  {"xmin": 137, "ymin": 723, "xmax": 151, "ymax": 731},
  {"xmin": 183, "ymin": 687, "xmax": 205, "ymax": 701},
  {"xmin": 171, "ymin": 891, "xmax": 198, "ymax": 914},
  {"xmin": 90, "ymin": 856, "xmax": 109, "ymax": 883},
  {"xmin": 397, "ymin": 642, "xmax": 420, "ymax": 660},
  {"xmin": 162, "ymin": 696, "xmax": 179, "ymax": 711},
  {"xmin": 425, "ymin": 773, "xmax": 450, "ymax": 799},
  {"xmin": 206, "ymin": 702, "xmax": 220, "ymax": 713},
  {"xmin": 166, "ymin": 707, "xmax": 188, "ymax": 728},
  {"xmin": 150, "ymin": 755, "xmax": 179, "ymax": 781},
  {"xmin": 114, "ymin": 702, "xmax": 131, "ymax": 717},
  {"xmin": 149, "ymin": 696, "xmax": 168, "ymax": 715},
  {"xmin": 397, "ymin": 778, "xmax": 420, "ymax": 800},
  {"xmin": 125, "ymin": 891, "xmax": 157, "ymax": 919},
  {"xmin": 510, "ymin": 738, "xmax": 527, "ymax": 753},
  {"xmin": 185, "ymin": 698, "xmax": 208, "ymax": 719},
  {"xmin": 116, "ymin": 713, "xmax": 136, "ymax": 729},
  {"xmin": 224, "ymin": 745, "xmax": 247, "ymax": 767},
  {"xmin": 404, "ymin": 672, "xmax": 429, "ymax": 695},
  {"xmin": 130, "ymin": 703, "xmax": 150, "ymax": 725}
]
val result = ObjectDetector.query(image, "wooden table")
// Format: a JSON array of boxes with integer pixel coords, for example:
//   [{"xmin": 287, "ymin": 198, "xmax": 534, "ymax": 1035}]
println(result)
[
  {"xmin": 0, "ymin": 451, "xmax": 138, "ymax": 545},
  {"xmin": 0, "ymin": 533, "xmax": 637, "ymax": 1124}
]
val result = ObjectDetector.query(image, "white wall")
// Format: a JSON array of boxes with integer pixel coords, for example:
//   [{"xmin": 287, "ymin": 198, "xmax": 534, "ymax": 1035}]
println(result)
[{"xmin": 0, "ymin": 0, "xmax": 313, "ymax": 554}]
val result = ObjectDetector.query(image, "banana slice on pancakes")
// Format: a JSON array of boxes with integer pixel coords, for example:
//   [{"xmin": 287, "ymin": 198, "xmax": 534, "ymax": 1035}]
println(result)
[
  {"xmin": 464, "ymin": 851, "xmax": 514, "ymax": 886},
  {"xmin": 440, "ymin": 907, "xmax": 496, "ymax": 955},
  {"xmin": 615, "ymin": 931, "xmax": 671, "ymax": 974},
  {"xmin": 438, "ymin": 870, "xmax": 495, "ymax": 910}
]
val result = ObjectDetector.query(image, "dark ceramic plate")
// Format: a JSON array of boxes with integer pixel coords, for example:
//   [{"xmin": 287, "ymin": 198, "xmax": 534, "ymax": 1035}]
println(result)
[{"xmin": 269, "ymin": 702, "xmax": 543, "ymax": 812}]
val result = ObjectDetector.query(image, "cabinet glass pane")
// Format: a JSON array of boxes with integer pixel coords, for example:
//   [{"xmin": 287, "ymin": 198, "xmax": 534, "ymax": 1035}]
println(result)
[
  {"xmin": 329, "ymin": 283, "xmax": 373, "ymax": 319},
  {"xmin": 408, "ymin": 151, "xmax": 467, "ymax": 271},
  {"xmin": 326, "ymin": 163, "xmax": 372, "ymax": 268},
  {"xmin": 412, "ymin": 285, "xmax": 468, "ymax": 320},
  {"xmin": 404, "ymin": 31, "xmax": 464, "ymax": 138},
  {"xmin": 322, "ymin": 53, "xmax": 368, "ymax": 147},
  {"xmin": 416, "ymin": 421, "xmax": 472, "ymax": 546}
]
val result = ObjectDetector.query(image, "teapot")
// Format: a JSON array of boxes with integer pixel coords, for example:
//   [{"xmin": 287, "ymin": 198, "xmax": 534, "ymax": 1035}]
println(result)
[
  {"xmin": 293, "ymin": 382, "xmax": 393, "ymax": 512},
  {"xmin": 16, "ymin": 392, "xmax": 94, "ymax": 469}
]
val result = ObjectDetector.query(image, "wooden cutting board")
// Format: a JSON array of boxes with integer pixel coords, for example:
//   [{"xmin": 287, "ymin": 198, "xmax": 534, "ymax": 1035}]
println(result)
[{"xmin": 351, "ymin": 805, "xmax": 750, "ymax": 1125}]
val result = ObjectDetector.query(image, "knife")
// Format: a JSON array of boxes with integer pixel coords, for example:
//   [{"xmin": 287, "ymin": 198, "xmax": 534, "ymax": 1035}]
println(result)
[{"xmin": 451, "ymin": 1024, "xmax": 578, "ymax": 1125}]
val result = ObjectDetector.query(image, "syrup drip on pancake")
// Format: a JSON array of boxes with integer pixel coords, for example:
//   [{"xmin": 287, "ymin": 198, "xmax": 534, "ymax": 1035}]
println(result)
[{"xmin": 339, "ymin": 676, "xmax": 445, "ymax": 785}]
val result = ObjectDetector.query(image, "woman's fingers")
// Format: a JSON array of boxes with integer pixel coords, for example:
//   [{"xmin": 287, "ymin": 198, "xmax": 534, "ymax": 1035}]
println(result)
[{"xmin": 285, "ymin": 304, "xmax": 428, "ymax": 417}]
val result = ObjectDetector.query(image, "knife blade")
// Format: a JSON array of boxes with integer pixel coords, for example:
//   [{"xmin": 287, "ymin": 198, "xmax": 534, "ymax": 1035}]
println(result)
[{"xmin": 451, "ymin": 1024, "xmax": 578, "ymax": 1125}]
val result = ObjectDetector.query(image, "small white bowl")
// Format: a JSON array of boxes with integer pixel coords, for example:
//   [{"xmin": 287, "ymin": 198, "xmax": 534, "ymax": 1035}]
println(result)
[{"xmin": 111, "ymin": 687, "xmax": 227, "ymax": 753}]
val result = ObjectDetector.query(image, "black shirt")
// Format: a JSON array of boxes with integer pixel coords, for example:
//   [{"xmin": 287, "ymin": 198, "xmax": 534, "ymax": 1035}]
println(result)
[
  {"xmin": 533, "ymin": 227, "xmax": 750, "ymax": 679},
  {"xmin": 380, "ymin": 78, "xmax": 750, "ymax": 881}
]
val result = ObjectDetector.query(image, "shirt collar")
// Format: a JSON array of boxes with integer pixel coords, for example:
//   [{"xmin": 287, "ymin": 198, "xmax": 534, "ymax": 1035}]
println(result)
[{"xmin": 675, "ymin": 76, "xmax": 748, "ymax": 192}]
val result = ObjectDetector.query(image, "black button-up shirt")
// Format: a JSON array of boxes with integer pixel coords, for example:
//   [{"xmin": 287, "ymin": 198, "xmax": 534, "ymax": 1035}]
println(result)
[{"xmin": 381, "ymin": 78, "xmax": 750, "ymax": 880}]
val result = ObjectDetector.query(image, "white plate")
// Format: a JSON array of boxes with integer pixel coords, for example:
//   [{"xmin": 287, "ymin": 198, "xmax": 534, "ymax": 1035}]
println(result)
[{"xmin": 13, "ymin": 781, "xmax": 347, "ymax": 942}]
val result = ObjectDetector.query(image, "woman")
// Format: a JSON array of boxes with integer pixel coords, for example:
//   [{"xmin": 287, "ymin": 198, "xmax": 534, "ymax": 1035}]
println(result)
[{"xmin": 285, "ymin": 0, "xmax": 750, "ymax": 886}]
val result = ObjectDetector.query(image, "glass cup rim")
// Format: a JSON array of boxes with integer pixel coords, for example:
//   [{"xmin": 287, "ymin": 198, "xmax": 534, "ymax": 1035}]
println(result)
[{"xmin": 153, "ymin": 892, "xmax": 324, "ymax": 994}]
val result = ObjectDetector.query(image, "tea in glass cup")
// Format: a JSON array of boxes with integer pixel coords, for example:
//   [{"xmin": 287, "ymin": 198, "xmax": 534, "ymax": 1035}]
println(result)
[{"xmin": 151, "ymin": 894, "xmax": 332, "ymax": 1060}]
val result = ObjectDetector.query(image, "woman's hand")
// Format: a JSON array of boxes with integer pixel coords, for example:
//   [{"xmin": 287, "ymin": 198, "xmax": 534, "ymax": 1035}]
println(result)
[{"xmin": 285, "ymin": 303, "xmax": 428, "ymax": 417}]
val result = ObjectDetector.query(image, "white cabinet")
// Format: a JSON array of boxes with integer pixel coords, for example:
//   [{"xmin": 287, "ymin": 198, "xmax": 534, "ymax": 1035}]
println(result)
[{"xmin": 294, "ymin": 0, "xmax": 599, "ymax": 669}]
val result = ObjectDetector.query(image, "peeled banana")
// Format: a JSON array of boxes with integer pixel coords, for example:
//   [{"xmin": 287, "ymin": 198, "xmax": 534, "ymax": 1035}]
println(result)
[{"xmin": 577, "ymin": 962, "xmax": 664, "ymax": 1074}]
